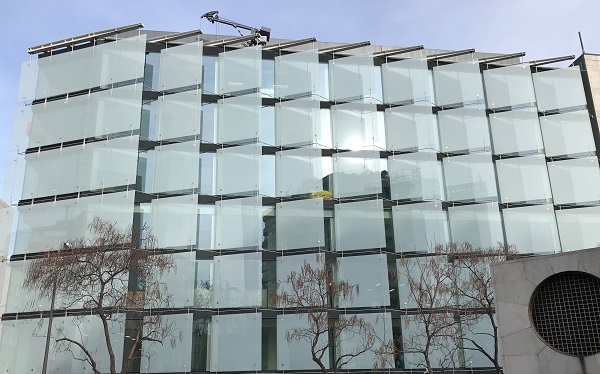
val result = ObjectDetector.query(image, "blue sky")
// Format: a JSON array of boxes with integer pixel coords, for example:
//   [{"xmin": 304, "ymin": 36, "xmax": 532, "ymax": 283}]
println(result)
[{"xmin": 0, "ymin": 0, "xmax": 598, "ymax": 199}]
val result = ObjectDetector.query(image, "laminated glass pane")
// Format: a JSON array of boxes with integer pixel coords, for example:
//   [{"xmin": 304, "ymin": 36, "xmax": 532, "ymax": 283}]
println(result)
[
  {"xmin": 211, "ymin": 313, "xmax": 261, "ymax": 371},
  {"xmin": 213, "ymin": 252, "xmax": 261, "ymax": 307},
  {"xmin": 217, "ymin": 93, "xmax": 261, "ymax": 144},
  {"xmin": 153, "ymin": 251, "xmax": 196, "ymax": 307},
  {"xmin": 463, "ymin": 316, "xmax": 503, "ymax": 368},
  {"xmin": 90, "ymin": 35, "xmax": 147, "ymax": 89},
  {"xmin": 14, "ymin": 191, "xmax": 134, "ymax": 255},
  {"xmin": 275, "ymin": 98, "xmax": 321, "ymax": 147},
  {"xmin": 276, "ymin": 148, "xmax": 323, "ymax": 197},
  {"xmin": 218, "ymin": 46, "xmax": 261, "ymax": 95},
  {"xmin": 277, "ymin": 313, "xmax": 329, "ymax": 370},
  {"xmin": 397, "ymin": 256, "xmax": 452, "ymax": 309},
  {"xmin": 483, "ymin": 64, "xmax": 536, "ymax": 109},
  {"xmin": 329, "ymin": 55, "xmax": 375, "ymax": 102},
  {"xmin": 276, "ymin": 253, "xmax": 323, "ymax": 307},
  {"xmin": 2, "ymin": 154, "xmax": 25, "ymax": 205},
  {"xmin": 151, "ymin": 195, "xmax": 198, "ymax": 248},
  {"xmin": 385, "ymin": 105, "xmax": 439, "ymax": 152},
  {"xmin": 388, "ymin": 152, "xmax": 444, "ymax": 200},
  {"xmin": 275, "ymin": 49, "xmax": 319, "ymax": 99},
  {"xmin": 533, "ymin": 66, "xmax": 587, "ymax": 112},
  {"xmin": 0, "ymin": 206, "xmax": 13, "ymax": 258},
  {"xmin": 331, "ymin": 103, "xmax": 384, "ymax": 150},
  {"xmin": 448, "ymin": 203, "xmax": 503, "ymax": 249},
  {"xmin": 555, "ymin": 206, "xmax": 600, "ymax": 251},
  {"xmin": 276, "ymin": 198, "xmax": 325, "ymax": 250},
  {"xmin": 392, "ymin": 201, "xmax": 448, "ymax": 253},
  {"xmin": 332, "ymin": 150, "xmax": 382, "ymax": 198},
  {"xmin": 337, "ymin": 254, "xmax": 390, "ymax": 307},
  {"xmin": 540, "ymin": 110, "xmax": 596, "ymax": 157},
  {"xmin": 438, "ymin": 106, "xmax": 491, "ymax": 153},
  {"xmin": 5, "ymin": 260, "xmax": 51, "ymax": 313},
  {"xmin": 0, "ymin": 319, "xmax": 47, "ymax": 373},
  {"xmin": 154, "ymin": 141, "xmax": 199, "ymax": 193},
  {"xmin": 141, "ymin": 314, "xmax": 193, "ymax": 373},
  {"xmin": 216, "ymin": 144, "xmax": 260, "ymax": 195},
  {"xmin": 17, "ymin": 59, "xmax": 39, "ymax": 102},
  {"xmin": 401, "ymin": 314, "xmax": 459, "ymax": 369},
  {"xmin": 334, "ymin": 199, "xmax": 385, "ymax": 251},
  {"xmin": 338, "ymin": 313, "xmax": 394, "ymax": 369},
  {"xmin": 382, "ymin": 58, "xmax": 433, "ymax": 105},
  {"xmin": 502, "ymin": 204, "xmax": 560, "ymax": 254},
  {"xmin": 159, "ymin": 41, "xmax": 203, "ymax": 91},
  {"xmin": 443, "ymin": 153, "xmax": 497, "ymax": 202},
  {"xmin": 35, "ymin": 49, "xmax": 78, "ymax": 99},
  {"xmin": 200, "ymin": 102, "xmax": 217, "ymax": 143},
  {"xmin": 496, "ymin": 155, "xmax": 552, "ymax": 204},
  {"xmin": 489, "ymin": 108, "xmax": 544, "ymax": 155},
  {"xmin": 157, "ymin": 90, "xmax": 201, "ymax": 140},
  {"xmin": 9, "ymin": 106, "xmax": 32, "ymax": 152},
  {"xmin": 433, "ymin": 61, "xmax": 484, "ymax": 107},
  {"xmin": 215, "ymin": 196, "xmax": 261, "ymax": 250},
  {"xmin": 548, "ymin": 157, "xmax": 600, "ymax": 205}
]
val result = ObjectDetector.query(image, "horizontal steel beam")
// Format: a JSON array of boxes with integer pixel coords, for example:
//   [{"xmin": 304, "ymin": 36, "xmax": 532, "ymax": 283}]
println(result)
[
  {"xmin": 479, "ymin": 52, "xmax": 526, "ymax": 64},
  {"xmin": 263, "ymin": 37, "xmax": 317, "ymax": 51},
  {"xmin": 525, "ymin": 55, "xmax": 576, "ymax": 67},
  {"xmin": 147, "ymin": 29, "xmax": 203, "ymax": 43},
  {"xmin": 426, "ymin": 48, "xmax": 475, "ymax": 60},
  {"xmin": 204, "ymin": 34, "xmax": 260, "ymax": 47},
  {"xmin": 319, "ymin": 41, "xmax": 371, "ymax": 54},
  {"xmin": 372, "ymin": 45, "xmax": 424, "ymax": 57}
]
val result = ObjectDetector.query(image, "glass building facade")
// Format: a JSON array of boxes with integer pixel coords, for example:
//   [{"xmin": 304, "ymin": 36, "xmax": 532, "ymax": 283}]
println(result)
[{"xmin": 1, "ymin": 29, "xmax": 599, "ymax": 373}]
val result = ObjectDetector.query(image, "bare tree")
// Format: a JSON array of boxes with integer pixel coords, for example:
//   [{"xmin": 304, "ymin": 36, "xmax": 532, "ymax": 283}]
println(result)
[{"xmin": 23, "ymin": 218, "xmax": 178, "ymax": 374}]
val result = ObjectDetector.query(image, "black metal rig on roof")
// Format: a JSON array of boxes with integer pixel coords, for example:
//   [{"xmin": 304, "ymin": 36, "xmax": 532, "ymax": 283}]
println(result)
[{"xmin": 201, "ymin": 10, "xmax": 271, "ymax": 47}]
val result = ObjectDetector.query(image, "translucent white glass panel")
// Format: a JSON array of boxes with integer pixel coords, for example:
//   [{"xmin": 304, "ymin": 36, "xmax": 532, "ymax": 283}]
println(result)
[
  {"xmin": 463, "ymin": 316, "xmax": 502, "ymax": 368},
  {"xmin": 443, "ymin": 153, "xmax": 497, "ymax": 202},
  {"xmin": 277, "ymin": 313, "xmax": 329, "ymax": 370},
  {"xmin": 151, "ymin": 195, "xmax": 198, "ymax": 248},
  {"xmin": 396, "ymin": 256, "xmax": 451, "ymax": 309},
  {"xmin": 339, "ymin": 313, "xmax": 393, "ymax": 369},
  {"xmin": 141, "ymin": 314, "xmax": 193, "ymax": 373},
  {"xmin": 276, "ymin": 253, "xmax": 323, "ymax": 307},
  {"xmin": 5, "ymin": 260, "xmax": 51, "ymax": 313},
  {"xmin": 17, "ymin": 59, "xmax": 39, "ymax": 102},
  {"xmin": 275, "ymin": 98, "xmax": 322, "ymax": 147},
  {"xmin": 9, "ymin": 106, "xmax": 33, "ymax": 152},
  {"xmin": 218, "ymin": 46, "xmax": 261, "ymax": 95},
  {"xmin": 154, "ymin": 140, "xmax": 199, "ymax": 193},
  {"xmin": 0, "ymin": 206, "xmax": 13, "ymax": 258},
  {"xmin": 448, "ymin": 203, "xmax": 503, "ymax": 249},
  {"xmin": 211, "ymin": 313, "xmax": 261, "ymax": 371},
  {"xmin": 533, "ymin": 67, "xmax": 587, "ymax": 112},
  {"xmin": 496, "ymin": 155, "xmax": 552, "ymax": 203},
  {"xmin": 157, "ymin": 90, "xmax": 201, "ymax": 140},
  {"xmin": 332, "ymin": 150, "xmax": 382, "ymax": 198},
  {"xmin": 556, "ymin": 206, "xmax": 600, "ymax": 251},
  {"xmin": 276, "ymin": 148, "xmax": 323, "ymax": 197},
  {"xmin": 489, "ymin": 108, "xmax": 543, "ymax": 155},
  {"xmin": 331, "ymin": 103, "xmax": 384, "ymax": 150},
  {"xmin": 159, "ymin": 41, "xmax": 203, "ymax": 91},
  {"xmin": 14, "ymin": 191, "xmax": 134, "ymax": 255},
  {"xmin": 483, "ymin": 64, "xmax": 535, "ymax": 109},
  {"xmin": 329, "ymin": 55, "xmax": 375, "ymax": 102},
  {"xmin": 337, "ymin": 254, "xmax": 390, "ymax": 307},
  {"xmin": 503, "ymin": 205, "xmax": 560, "ymax": 254},
  {"xmin": 276, "ymin": 198, "xmax": 325, "ymax": 250},
  {"xmin": 275, "ymin": 49, "xmax": 319, "ymax": 99},
  {"xmin": 402, "ymin": 314, "xmax": 459, "ymax": 369},
  {"xmin": 22, "ymin": 136, "xmax": 138, "ymax": 199},
  {"xmin": 385, "ymin": 105, "xmax": 439, "ymax": 152},
  {"xmin": 213, "ymin": 252, "xmax": 261, "ymax": 308},
  {"xmin": 438, "ymin": 107, "xmax": 491, "ymax": 153},
  {"xmin": 392, "ymin": 201, "xmax": 447, "ymax": 253},
  {"xmin": 0, "ymin": 319, "xmax": 46, "ymax": 373},
  {"xmin": 216, "ymin": 144, "xmax": 260, "ymax": 195},
  {"xmin": 215, "ymin": 196, "xmax": 261, "ymax": 250},
  {"xmin": 433, "ymin": 61, "xmax": 484, "ymax": 107},
  {"xmin": 382, "ymin": 58, "xmax": 433, "ymax": 105},
  {"xmin": 155, "ymin": 252, "xmax": 196, "ymax": 307},
  {"xmin": 334, "ymin": 199, "xmax": 385, "ymax": 251},
  {"xmin": 540, "ymin": 110, "xmax": 596, "ymax": 157},
  {"xmin": 217, "ymin": 93, "xmax": 261, "ymax": 144},
  {"xmin": 548, "ymin": 157, "xmax": 600, "ymax": 205},
  {"xmin": 3, "ymin": 154, "xmax": 25, "ymax": 205},
  {"xmin": 388, "ymin": 152, "xmax": 443, "ymax": 201}
]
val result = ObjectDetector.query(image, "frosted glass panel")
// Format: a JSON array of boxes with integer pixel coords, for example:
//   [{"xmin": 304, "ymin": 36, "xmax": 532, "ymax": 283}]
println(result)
[
  {"xmin": 9, "ymin": 105, "xmax": 32, "ymax": 152},
  {"xmin": 337, "ymin": 254, "xmax": 390, "ymax": 307},
  {"xmin": 141, "ymin": 314, "xmax": 192, "ymax": 373},
  {"xmin": 3, "ymin": 153, "xmax": 26, "ymax": 205},
  {"xmin": 533, "ymin": 67, "xmax": 587, "ymax": 112},
  {"xmin": 334, "ymin": 199, "xmax": 385, "ymax": 251},
  {"xmin": 276, "ymin": 148, "xmax": 323, "ymax": 197},
  {"xmin": 211, "ymin": 313, "xmax": 261, "ymax": 371},
  {"xmin": 483, "ymin": 64, "xmax": 535, "ymax": 109},
  {"xmin": 218, "ymin": 46, "xmax": 261, "ymax": 95},
  {"xmin": 556, "ymin": 206, "xmax": 600, "ymax": 251},
  {"xmin": 382, "ymin": 58, "xmax": 433, "ymax": 105},
  {"xmin": 331, "ymin": 103, "xmax": 383, "ymax": 150},
  {"xmin": 433, "ymin": 61, "xmax": 484, "ymax": 107},
  {"xmin": 5, "ymin": 260, "xmax": 51, "ymax": 313},
  {"xmin": 388, "ymin": 152, "xmax": 443, "ymax": 200},
  {"xmin": 438, "ymin": 107, "xmax": 491, "ymax": 153},
  {"xmin": 216, "ymin": 144, "xmax": 260, "ymax": 195},
  {"xmin": 397, "ymin": 256, "xmax": 451, "ymax": 309},
  {"xmin": 448, "ymin": 203, "xmax": 503, "ymax": 249},
  {"xmin": 275, "ymin": 49, "xmax": 319, "ymax": 99},
  {"xmin": 276, "ymin": 198, "xmax": 325, "ymax": 250},
  {"xmin": 217, "ymin": 93, "xmax": 261, "ymax": 144},
  {"xmin": 385, "ymin": 105, "xmax": 439, "ymax": 152},
  {"xmin": 154, "ymin": 141, "xmax": 199, "ymax": 193},
  {"xmin": 159, "ymin": 41, "xmax": 203, "ymax": 91},
  {"xmin": 503, "ymin": 205, "xmax": 560, "ymax": 254},
  {"xmin": 332, "ymin": 150, "xmax": 382, "ymax": 198},
  {"xmin": 548, "ymin": 157, "xmax": 600, "ymax": 204},
  {"xmin": 339, "ymin": 313, "xmax": 393, "ymax": 369},
  {"xmin": 157, "ymin": 251, "xmax": 196, "ymax": 307},
  {"xmin": 276, "ymin": 253, "xmax": 323, "ymax": 307},
  {"xmin": 402, "ymin": 314, "xmax": 458, "ymax": 368},
  {"xmin": 151, "ymin": 195, "xmax": 198, "ymax": 248},
  {"xmin": 17, "ymin": 59, "xmax": 39, "ymax": 102},
  {"xmin": 329, "ymin": 55, "xmax": 375, "ymax": 102},
  {"xmin": 392, "ymin": 201, "xmax": 447, "ymax": 253},
  {"xmin": 157, "ymin": 90, "xmax": 201, "ymax": 140},
  {"xmin": 540, "ymin": 110, "xmax": 596, "ymax": 157},
  {"xmin": 463, "ymin": 316, "xmax": 503, "ymax": 368},
  {"xmin": 213, "ymin": 252, "xmax": 261, "ymax": 307},
  {"xmin": 489, "ymin": 108, "xmax": 543, "ymax": 155},
  {"xmin": 496, "ymin": 155, "xmax": 552, "ymax": 204},
  {"xmin": 215, "ymin": 196, "xmax": 261, "ymax": 250},
  {"xmin": 275, "ymin": 99, "xmax": 321, "ymax": 147},
  {"xmin": 14, "ymin": 191, "xmax": 134, "ymax": 254},
  {"xmin": 0, "ymin": 319, "xmax": 47, "ymax": 373},
  {"xmin": 443, "ymin": 153, "xmax": 497, "ymax": 202},
  {"xmin": 277, "ymin": 313, "xmax": 329, "ymax": 370}
]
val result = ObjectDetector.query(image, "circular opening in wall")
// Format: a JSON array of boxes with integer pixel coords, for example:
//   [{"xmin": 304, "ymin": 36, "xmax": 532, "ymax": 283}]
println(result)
[{"xmin": 530, "ymin": 271, "xmax": 600, "ymax": 357}]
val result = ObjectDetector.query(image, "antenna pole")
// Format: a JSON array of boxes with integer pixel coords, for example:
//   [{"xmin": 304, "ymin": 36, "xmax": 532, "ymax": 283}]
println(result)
[{"xmin": 578, "ymin": 31, "xmax": 586, "ymax": 54}]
